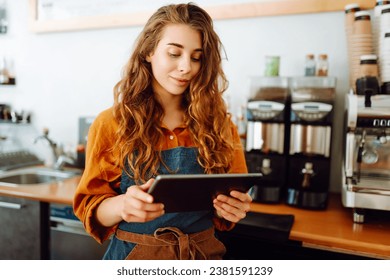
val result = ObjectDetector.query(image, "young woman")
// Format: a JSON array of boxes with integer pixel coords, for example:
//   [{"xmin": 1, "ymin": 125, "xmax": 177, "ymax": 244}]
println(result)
[{"xmin": 73, "ymin": 3, "xmax": 252, "ymax": 260}]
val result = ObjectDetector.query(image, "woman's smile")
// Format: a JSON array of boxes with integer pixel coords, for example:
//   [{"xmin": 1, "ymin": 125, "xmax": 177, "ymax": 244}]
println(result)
[{"xmin": 171, "ymin": 76, "xmax": 190, "ymax": 87}]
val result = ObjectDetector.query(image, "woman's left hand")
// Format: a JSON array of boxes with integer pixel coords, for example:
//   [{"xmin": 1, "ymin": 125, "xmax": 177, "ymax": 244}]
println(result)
[{"xmin": 213, "ymin": 190, "xmax": 252, "ymax": 223}]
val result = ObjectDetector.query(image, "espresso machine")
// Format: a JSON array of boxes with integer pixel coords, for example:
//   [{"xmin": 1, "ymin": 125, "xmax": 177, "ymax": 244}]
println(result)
[
  {"xmin": 343, "ymin": 92, "xmax": 390, "ymax": 223},
  {"xmin": 286, "ymin": 77, "xmax": 336, "ymax": 209},
  {"xmin": 245, "ymin": 76, "xmax": 290, "ymax": 203}
]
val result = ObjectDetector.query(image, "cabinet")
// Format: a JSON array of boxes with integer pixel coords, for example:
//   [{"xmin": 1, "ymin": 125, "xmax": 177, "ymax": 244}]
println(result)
[
  {"xmin": 50, "ymin": 203, "xmax": 109, "ymax": 260},
  {"xmin": 0, "ymin": 196, "xmax": 49, "ymax": 259}
]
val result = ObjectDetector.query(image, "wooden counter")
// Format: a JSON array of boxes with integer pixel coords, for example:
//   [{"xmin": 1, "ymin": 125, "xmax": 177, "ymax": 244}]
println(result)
[
  {"xmin": 250, "ymin": 196, "xmax": 390, "ymax": 259},
  {"xmin": 0, "ymin": 175, "xmax": 80, "ymax": 205},
  {"xmin": 0, "ymin": 176, "xmax": 389, "ymax": 259}
]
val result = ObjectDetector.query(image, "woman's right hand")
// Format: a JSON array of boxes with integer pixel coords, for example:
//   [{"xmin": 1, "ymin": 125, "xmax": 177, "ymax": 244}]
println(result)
[
  {"xmin": 120, "ymin": 178, "xmax": 165, "ymax": 223},
  {"xmin": 96, "ymin": 178, "xmax": 165, "ymax": 227}
]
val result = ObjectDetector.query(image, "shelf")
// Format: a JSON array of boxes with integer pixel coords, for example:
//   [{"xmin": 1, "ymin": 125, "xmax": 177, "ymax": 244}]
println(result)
[
  {"xmin": 28, "ymin": 0, "xmax": 376, "ymax": 33},
  {"xmin": 0, "ymin": 120, "xmax": 31, "ymax": 124}
]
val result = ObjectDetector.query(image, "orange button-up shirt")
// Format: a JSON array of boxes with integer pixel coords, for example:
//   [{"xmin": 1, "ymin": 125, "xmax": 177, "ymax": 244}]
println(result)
[{"xmin": 73, "ymin": 107, "xmax": 248, "ymax": 243}]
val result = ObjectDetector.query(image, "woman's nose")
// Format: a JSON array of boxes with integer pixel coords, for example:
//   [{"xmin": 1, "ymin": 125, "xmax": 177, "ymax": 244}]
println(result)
[{"xmin": 178, "ymin": 57, "xmax": 191, "ymax": 73}]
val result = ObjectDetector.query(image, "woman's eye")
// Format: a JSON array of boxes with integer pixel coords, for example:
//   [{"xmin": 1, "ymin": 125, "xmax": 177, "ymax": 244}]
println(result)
[
  {"xmin": 168, "ymin": 52, "xmax": 201, "ymax": 62},
  {"xmin": 191, "ymin": 57, "xmax": 201, "ymax": 62},
  {"xmin": 169, "ymin": 53, "xmax": 180, "ymax": 58}
]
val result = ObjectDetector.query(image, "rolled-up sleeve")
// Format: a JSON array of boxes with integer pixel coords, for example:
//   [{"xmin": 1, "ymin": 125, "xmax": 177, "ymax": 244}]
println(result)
[{"xmin": 73, "ymin": 108, "xmax": 122, "ymax": 244}]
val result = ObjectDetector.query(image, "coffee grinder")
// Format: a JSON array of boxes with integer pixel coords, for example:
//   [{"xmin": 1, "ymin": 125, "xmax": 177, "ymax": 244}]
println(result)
[
  {"xmin": 245, "ymin": 76, "xmax": 290, "ymax": 203},
  {"xmin": 286, "ymin": 77, "xmax": 336, "ymax": 209}
]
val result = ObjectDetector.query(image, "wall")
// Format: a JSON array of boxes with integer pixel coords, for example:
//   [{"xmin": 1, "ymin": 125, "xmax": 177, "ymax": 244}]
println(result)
[{"xmin": 0, "ymin": 1, "xmax": 353, "ymax": 192}]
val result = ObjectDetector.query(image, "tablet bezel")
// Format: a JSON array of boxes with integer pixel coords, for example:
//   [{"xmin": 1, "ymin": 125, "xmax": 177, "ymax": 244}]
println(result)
[{"xmin": 148, "ymin": 173, "xmax": 262, "ymax": 213}]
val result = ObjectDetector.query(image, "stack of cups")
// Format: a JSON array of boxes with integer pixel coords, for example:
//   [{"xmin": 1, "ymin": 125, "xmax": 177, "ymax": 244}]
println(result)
[
  {"xmin": 345, "ymin": 3, "xmax": 361, "ymax": 88},
  {"xmin": 350, "ymin": 10, "xmax": 374, "ymax": 92},
  {"xmin": 371, "ymin": 0, "xmax": 390, "ymax": 81},
  {"xmin": 372, "ymin": 0, "xmax": 390, "ymax": 59},
  {"xmin": 380, "ymin": 32, "xmax": 390, "ymax": 93},
  {"xmin": 379, "ymin": 4, "xmax": 390, "ymax": 90}
]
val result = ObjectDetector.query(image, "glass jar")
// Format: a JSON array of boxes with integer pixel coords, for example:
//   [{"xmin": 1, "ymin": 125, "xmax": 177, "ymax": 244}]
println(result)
[
  {"xmin": 316, "ymin": 54, "xmax": 328, "ymax": 76},
  {"xmin": 264, "ymin": 55, "xmax": 280, "ymax": 77},
  {"xmin": 304, "ymin": 54, "xmax": 316, "ymax": 76},
  {"xmin": 0, "ymin": 57, "xmax": 9, "ymax": 84}
]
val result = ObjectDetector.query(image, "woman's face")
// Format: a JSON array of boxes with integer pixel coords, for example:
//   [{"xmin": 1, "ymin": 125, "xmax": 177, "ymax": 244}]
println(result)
[{"xmin": 147, "ymin": 24, "xmax": 203, "ymax": 99}]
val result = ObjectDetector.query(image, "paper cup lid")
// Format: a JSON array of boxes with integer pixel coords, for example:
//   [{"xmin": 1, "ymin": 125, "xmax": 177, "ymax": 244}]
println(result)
[
  {"xmin": 345, "ymin": 3, "xmax": 360, "ymax": 11},
  {"xmin": 360, "ymin": 54, "xmax": 378, "ymax": 60},
  {"xmin": 381, "ymin": 4, "xmax": 390, "ymax": 13},
  {"xmin": 355, "ymin": 11, "xmax": 371, "ymax": 18}
]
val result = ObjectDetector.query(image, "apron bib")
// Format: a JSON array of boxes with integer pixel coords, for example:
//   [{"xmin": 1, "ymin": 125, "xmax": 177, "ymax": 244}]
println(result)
[{"xmin": 103, "ymin": 147, "xmax": 224, "ymax": 260}]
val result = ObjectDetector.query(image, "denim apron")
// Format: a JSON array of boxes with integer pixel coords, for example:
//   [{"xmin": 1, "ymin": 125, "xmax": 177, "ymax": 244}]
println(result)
[{"xmin": 102, "ymin": 147, "xmax": 223, "ymax": 260}]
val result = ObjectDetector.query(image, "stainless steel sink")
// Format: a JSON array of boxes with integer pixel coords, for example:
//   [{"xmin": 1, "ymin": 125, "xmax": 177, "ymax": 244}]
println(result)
[{"xmin": 0, "ymin": 166, "xmax": 82, "ymax": 187}]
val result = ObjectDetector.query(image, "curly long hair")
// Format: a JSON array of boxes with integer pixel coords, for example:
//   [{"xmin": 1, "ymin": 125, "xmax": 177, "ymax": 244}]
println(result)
[{"xmin": 113, "ymin": 3, "xmax": 235, "ymax": 183}]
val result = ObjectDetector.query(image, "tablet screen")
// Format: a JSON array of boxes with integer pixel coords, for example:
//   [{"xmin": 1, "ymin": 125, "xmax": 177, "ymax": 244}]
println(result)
[{"xmin": 148, "ymin": 173, "xmax": 262, "ymax": 213}]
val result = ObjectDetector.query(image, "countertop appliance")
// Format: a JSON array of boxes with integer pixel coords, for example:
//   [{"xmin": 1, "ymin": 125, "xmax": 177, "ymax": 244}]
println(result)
[
  {"xmin": 343, "ymin": 93, "xmax": 390, "ymax": 223},
  {"xmin": 286, "ymin": 77, "xmax": 336, "ymax": 209},
  {"xmin": 245, "ymin": 76, "xmax": 290, "ymax": 203}
]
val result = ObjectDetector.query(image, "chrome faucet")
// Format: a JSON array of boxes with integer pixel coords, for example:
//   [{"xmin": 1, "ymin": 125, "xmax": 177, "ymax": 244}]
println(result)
[
  {"xmin": 34, "ymin": 128, "xmax": 59, "ymax": 162},
  {"xmin": 34, "ymin": 128, "xmax": 75, "ymax": 170},
  {"xmin": 53, "ymin": 155, "xmax": 76, "ymax": 170}
]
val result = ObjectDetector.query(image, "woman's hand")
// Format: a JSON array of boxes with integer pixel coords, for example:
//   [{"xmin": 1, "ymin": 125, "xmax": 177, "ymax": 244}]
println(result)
[
  {"xmin": 120, "ymin": 178, "xmax": 165, "ymax": 223},
  {"xmin": 213, "ymin": 190, "xmax": 252, "ymax": 223},
  {"xmin": 96, "ymin": 178, "xmax": 165, "ymax": 227}
]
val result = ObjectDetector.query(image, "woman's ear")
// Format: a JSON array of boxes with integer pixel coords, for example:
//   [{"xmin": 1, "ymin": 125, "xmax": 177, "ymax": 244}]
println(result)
[{"xmin": 145, "ymin": 54, "xmax": 152, "ymax": 63}]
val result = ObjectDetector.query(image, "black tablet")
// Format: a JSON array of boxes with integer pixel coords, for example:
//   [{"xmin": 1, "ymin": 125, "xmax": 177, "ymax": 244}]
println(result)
[{"xmin": 148, "ymin": 173, "xmax": 262, "ymax": 213}]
